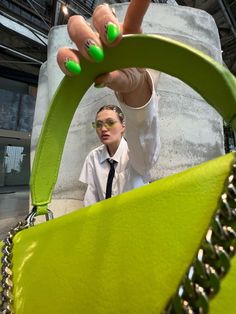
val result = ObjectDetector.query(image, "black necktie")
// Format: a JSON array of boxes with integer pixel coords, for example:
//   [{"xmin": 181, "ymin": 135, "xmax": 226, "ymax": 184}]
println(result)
[{"xmin": 105, "ymin": 159, "xmax": 116, "ymax": 199}]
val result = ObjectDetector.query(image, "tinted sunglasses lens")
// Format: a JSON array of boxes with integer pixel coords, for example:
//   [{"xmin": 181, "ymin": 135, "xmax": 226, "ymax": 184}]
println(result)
[
  {"xmin": 92, "ymin": 121, "xmax": 103, "ymax": 128},
  {"xmin": 92, "ymin": 120, "xmax": 117, "ymax": 129},
  {"xmin": 106, "ymin": 121, "xmax": 115, "ymax": 127}
]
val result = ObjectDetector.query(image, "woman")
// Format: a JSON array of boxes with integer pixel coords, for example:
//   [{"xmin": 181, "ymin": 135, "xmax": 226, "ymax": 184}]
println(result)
[
  {"xmin": 79, "ymin": 69, "xmax": 160, "ymax": 206},
  {"xmin": 57, "ymin": 1, "xmax": 161, "ymax": 206}
]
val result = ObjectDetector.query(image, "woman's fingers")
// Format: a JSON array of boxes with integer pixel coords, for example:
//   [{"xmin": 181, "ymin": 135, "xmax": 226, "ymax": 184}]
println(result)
[
  {"xmin": 57, "ymin": 1, "xmax": 150, "ymax": 76},
  {"xmin": 92, "ymin": 4, "xmax": 122, "ymax": 47},
  {"xmin": 57, "ymin": 4, "xmax": 123, "ymax": 76},
  {"xmin": 94, "ymin": 71, "xmax": 128, "ymax": 92},
  {"xmin": 67, "ymin": 15, "xmax": 104, "ymax": 64},
  {"xmin": 123, "ymin": 0, "xmax": 150, "ymax": 34},
  {"xmin": 94, "ymin": 68, "xmax": 145, "ymax": 93},
  {"xmin": 67, "ymin": 4, "xmax": 122, "ymax": 62},
  {"xmin": 57, "ymin": 48, "xmax": 81, "ymax": 76}
]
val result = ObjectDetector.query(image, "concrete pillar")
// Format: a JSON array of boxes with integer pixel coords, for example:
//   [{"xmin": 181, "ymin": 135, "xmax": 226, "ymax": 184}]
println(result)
[{"xmin": 31, "ymin": 3, "xmax": 224, "ymax": 217}]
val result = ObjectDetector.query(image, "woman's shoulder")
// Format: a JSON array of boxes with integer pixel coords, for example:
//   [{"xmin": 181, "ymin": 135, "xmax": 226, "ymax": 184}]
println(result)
[{"xmin": 85, "ymin": 144, "xmax": 106, "ymax": 161}]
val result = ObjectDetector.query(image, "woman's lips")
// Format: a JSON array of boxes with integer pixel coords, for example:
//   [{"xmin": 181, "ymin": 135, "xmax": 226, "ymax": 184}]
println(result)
[{"xmin": 101, "ymin": 134, "xmax": 109, "ymax": 140}]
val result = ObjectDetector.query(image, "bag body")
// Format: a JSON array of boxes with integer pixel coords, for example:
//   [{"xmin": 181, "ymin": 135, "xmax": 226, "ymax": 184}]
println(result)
[{"xmin": 0, "ymin": 153, "xmax": 235, "ymax": 313}]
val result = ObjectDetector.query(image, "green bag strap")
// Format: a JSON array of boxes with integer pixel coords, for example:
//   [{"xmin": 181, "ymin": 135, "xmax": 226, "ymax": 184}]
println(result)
[{"xmin": 30, "ymin": 34, "xmax": 236, "ymax": 215}]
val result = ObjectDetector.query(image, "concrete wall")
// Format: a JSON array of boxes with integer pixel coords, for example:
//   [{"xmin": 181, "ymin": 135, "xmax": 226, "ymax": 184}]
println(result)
[{"xmin": 31, "ymin": 3, "xmax": 224, "ymax": 217}]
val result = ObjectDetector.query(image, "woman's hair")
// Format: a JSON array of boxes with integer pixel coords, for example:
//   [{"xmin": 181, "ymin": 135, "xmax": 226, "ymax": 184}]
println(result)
[{"xmin": 96, "ymin": 105, "xmax": 125, "ymax": 124}]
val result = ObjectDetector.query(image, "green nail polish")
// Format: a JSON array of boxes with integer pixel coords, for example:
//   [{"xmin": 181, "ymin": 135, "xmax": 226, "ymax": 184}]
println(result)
[
  {"xmin": 88, "ymin": 44, "xmax": 104, "ymax": 63},
  {"xmin": 65, "ymin": 60, "xmax": 81, "ymax": 75},
  {"xmin": 94, "ymin": 83, "xmax": 106, "ymax": 88},
  {"xmin": 106, "ymin": 22, "xmax": 120, "ymax": 43}
]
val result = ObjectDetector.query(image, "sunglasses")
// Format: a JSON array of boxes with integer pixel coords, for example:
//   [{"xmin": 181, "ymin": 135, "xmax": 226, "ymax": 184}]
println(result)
[{"xmin": 92, "ymin": 119, "xmax": 119, "ymax": 129}]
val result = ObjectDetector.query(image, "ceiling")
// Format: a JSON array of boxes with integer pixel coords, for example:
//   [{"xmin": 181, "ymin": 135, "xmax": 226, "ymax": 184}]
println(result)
[
  {"xmin": 0, "ymin": 0, "xmax": 96, "ymax": 84},
  {"xmin": 0, "ymin": 0, "xmax": 235, "ymax": 85}
]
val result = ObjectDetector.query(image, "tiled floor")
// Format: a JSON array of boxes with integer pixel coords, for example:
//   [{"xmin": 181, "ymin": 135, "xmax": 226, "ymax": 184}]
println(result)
[{"xmin": 0, "ymin": 186, "xmax": 29, "ymax": 240}]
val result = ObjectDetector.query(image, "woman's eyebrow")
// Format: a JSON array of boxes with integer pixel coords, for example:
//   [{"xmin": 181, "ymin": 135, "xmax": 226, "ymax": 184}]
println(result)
[{"xmin": 96, "ymin": 118, "xmax": 116, "ymax": 122}]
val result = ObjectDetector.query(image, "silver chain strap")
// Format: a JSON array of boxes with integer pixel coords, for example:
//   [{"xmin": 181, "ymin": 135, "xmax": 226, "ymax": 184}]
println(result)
[
  {"xmin": 1, "ymin": 221, "xmax": 27, "ymax": 314},
  {"xmin": 1, "ymin": 162, "xmax": 236, "ymax": 314},
  {"xmin": 164, "ymin": 162, "xmax": 236, "ymax": 313},
  {"xmin": 0, "ymin": 207, "xmax": 53, "ymax": 314}
]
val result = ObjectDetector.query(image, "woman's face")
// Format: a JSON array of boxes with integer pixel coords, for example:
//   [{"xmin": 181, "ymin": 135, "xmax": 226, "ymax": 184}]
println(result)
[{"xmin": 95, "ymin": 109, "xmax": 125, "ymax": 148}]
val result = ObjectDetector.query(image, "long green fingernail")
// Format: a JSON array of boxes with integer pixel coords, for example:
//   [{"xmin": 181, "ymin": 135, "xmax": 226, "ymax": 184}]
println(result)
[
  {"xmin": 65, "ymin": 60, "xmax": 81, "ymax": 75},
  {"xmin": 106, "ymin": 22, "xmax": 120, "ymax": 43},
  {"xmin": 86, "ymin": 40, "xmax": 104, "ymax": 63}
]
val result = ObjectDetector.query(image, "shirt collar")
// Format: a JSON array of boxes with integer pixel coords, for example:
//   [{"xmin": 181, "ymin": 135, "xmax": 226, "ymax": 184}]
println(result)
[{"xmin": 100, "ymin": 137, "xmax": 127, "ymax": 164}]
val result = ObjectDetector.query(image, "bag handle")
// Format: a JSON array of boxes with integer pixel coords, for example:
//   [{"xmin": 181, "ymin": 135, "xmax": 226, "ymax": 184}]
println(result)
[{"xmin": 30, "ymin": 34, "xmax": 236, "ymax": 214}]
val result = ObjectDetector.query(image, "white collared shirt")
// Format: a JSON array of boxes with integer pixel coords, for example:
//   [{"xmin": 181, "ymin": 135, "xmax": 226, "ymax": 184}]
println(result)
[{"xmin": 79, "ymin": 73, "xmax": 160, "ymax": 206}]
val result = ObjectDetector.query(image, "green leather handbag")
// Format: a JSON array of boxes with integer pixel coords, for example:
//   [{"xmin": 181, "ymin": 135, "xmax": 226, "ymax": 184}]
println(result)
[{"xmin": 1, "ymin": 34, "xmax": 236, "ymax": 314}]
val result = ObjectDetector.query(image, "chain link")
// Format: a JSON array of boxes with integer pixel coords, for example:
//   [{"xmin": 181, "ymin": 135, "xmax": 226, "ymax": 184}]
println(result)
[
  {"xmin": 164, "ymin": 161, "xmax": 236, "ymax": 314},
  {"xmin": 0, "ymin": 221, "xmax": 28, "ymax": 314},
  {"xmin": 0, "ymin": 207, "xmax": 53, "ymax": 314}
]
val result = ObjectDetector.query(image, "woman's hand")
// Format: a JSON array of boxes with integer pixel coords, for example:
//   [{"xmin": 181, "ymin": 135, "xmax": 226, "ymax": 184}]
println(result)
[{"xmin": 57, "ymin": 0, "xmax": 151, "ymax": 101}]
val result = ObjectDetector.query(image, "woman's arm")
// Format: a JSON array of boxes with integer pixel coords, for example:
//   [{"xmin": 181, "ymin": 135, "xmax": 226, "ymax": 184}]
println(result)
[{"xmin": 118, "ymin": 71, "xmax": 161, "ymax": 178}]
